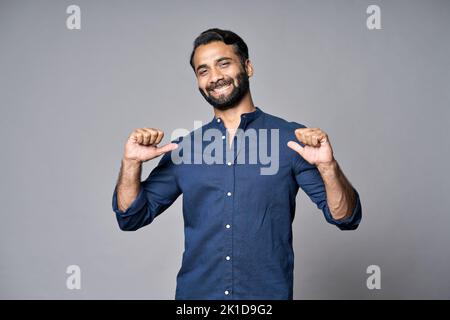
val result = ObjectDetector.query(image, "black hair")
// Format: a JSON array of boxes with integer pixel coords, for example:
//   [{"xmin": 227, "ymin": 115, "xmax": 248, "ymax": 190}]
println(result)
[{"xmin": 189, "ymin": 28, "xmax": 249, "ymax": 71}]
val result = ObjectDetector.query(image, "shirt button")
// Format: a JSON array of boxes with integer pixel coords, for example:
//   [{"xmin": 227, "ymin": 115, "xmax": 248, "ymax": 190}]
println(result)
[
  {"xmin": 225, "ymin": 224, "xmax": 231, "ymax": 229},
  {"xmin": 227, "ymin": 161, "xmax": 232, "ymax": 166},
  {"xmin": 217, "ymin": 118, "xmax": 221, "ymax": 123},
  {"xmin": 222, "ymin": 135, "xmax": 226, "ymax": 140},
  {"xmin": 225, "ymin": 290, "xmax": 229, "ymax": 295},
  {"xmin": 227, "ymin": 192, "xmax": 232, "ymax": 197},
  {"xmin": 226, "ymin": 256, "xmax": 231, "ymax": 261}
]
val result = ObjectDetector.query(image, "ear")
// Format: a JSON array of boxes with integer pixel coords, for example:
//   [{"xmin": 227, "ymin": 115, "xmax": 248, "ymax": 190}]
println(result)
[{"xmin": 244, "ymin": 59, "xmax": 254, "ymax": 78}]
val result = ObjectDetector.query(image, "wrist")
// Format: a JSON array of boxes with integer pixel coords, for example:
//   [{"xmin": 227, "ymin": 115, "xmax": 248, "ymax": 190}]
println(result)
[
  {"xmin": 317, "ymin": 159, "xmax": 338, "ymax": 174},
  {"xmin": 122, "ymin": 157, "xmax": 142, "ymax": 168}
]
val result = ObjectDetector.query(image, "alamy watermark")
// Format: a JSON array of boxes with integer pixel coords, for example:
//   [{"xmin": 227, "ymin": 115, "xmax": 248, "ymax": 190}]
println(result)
[
  {"xmin": 66, "ymin": 265, "xmax": 81, "ymax": 290},
  {"xmin": 366, "ymin": 265, "xmax": 381, "ymax": 290},
  {"xmin": 170, "ymin": 122, "xmax": 280, "ymax": 176},
  {"xmin": 66, "ymin": 5, "xmax": 81, "ymax": 30},
  {"xmin": 366, "ymin": 5, "xmax": 382, "ymax": 30}
]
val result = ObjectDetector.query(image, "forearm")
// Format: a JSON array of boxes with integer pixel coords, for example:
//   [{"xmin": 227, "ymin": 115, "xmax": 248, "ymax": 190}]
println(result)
[
  {"xmin": 317, "ymin": 160, "xmax": 356, "ymax": 220},
  {"xmin": 116, "ymin": 159, "xmax": 142, "ymax": 212}
]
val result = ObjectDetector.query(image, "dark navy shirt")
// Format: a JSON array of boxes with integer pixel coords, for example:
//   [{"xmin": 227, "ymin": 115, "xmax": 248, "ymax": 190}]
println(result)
[{"xmin": 112, "ymin": 107, "xmax": 362, "ymax": 300}]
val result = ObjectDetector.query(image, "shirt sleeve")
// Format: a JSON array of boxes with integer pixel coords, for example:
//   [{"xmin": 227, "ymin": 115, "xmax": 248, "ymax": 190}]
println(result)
[
  {"xmin": 290, "ymin": 130, "xmax": 362, "ymax": 230},
  {"xmin": 112, "ymin": 150, "xmax": 182, "ymax": 231}
]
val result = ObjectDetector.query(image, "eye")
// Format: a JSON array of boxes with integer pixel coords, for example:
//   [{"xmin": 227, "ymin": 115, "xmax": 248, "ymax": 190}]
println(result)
[
  {"xmin": 220, "ymin": 62, "xmax": 230, "ymax": 67},
  {"xmin": 198, "ymin": 70, "xmax": 207, "ymax": 76}
]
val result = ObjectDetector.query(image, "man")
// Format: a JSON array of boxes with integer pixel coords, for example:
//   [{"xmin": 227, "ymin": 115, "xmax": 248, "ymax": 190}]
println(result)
[{"xmin": 112, "ymin": 28, "xmax": 362, "ymax": 300}]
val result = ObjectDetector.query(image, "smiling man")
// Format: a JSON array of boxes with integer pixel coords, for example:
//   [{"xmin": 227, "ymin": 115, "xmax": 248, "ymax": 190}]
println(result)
[{"xmin": 112, "ymin": 28, "xmax": 362, "ymax": 300}]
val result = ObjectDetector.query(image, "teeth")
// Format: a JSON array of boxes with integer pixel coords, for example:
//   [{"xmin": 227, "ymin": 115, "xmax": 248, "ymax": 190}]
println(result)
[{"xmin": 214, "ymin": 84, "xmax": 230, "ymax": 92}]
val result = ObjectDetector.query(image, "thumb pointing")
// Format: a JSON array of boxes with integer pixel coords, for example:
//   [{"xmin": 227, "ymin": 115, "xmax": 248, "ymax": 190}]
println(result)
[
  {"xmin": 156, "ymin": 143, "xmax": 178, "ymax": 155},
  {"xmin": 287, "ymin": 141, "xmax": 304, "ymax": 156}
]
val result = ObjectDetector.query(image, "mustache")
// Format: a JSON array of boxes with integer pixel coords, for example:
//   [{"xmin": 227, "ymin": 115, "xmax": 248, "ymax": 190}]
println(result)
[{"xmin": 207, "ymin": 78, "xmax": 234, "ymax": 91}]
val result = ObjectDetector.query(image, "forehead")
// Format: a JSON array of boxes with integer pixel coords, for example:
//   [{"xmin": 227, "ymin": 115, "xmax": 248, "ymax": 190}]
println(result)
[{"xmin": 193, "ymin": 41, "xmax": 238, "ymax": 68}]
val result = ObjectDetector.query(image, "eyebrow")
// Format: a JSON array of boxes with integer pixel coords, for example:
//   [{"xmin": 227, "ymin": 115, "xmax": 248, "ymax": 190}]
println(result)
[{"xmin": 196, "ymin": 57, "xmax": 233, "ymax": 73}]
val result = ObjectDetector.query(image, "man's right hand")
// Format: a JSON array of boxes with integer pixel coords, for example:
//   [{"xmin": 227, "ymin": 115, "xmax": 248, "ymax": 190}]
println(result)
[{"xmin": 123, "ymin": 128, "xmax": 178, "ymax": 163}]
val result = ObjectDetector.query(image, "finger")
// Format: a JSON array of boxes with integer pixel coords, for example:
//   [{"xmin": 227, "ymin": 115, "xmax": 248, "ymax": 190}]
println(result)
[
  {"xmin": 130, "ymin": 133, "xmax": 138, "ymax": 143},
  {"xmin": 296, "ymin": 128, "xmax": 324, "ymax": 147},
  {"xmin": 305, "ymin": 133, "xmax": 313, "ymax": 146},
  {"xmin": 136, "ymin": 129, "xmax": 151, "ymax": 145},
  {"xmin": 287, "ymin": 141, "xmax": 305, "ymax": 157},
  {"xmin": 147, "ymin": 128, "xmax": 159, "ymax": 145},
  {"xmin": 129, "ymin": 130, "xmax": 139, "ymax": 142},
  {"xmin": 134, "ymin": 131, "xmax": 144, "ymax": 144},
  {"xmin": 154, "ymin": 130, "xmax": 164, "ymax": 145},
  {"xmin": 294, "ymin": 128, "xmax": 312, "ymax": 144},
  {"xmin": 311, "ymin": 135, "xmax": 319, "ymax": 147},
  {"xmin": 310, "ymin": 130, "xmax": 327, "ymax": 144},
  {"xmin": 294, "ymin": 129, "xmax": 305, "ymax": 143},
  {"xmin": 139, "ymin": 128, "xmax": 152, "ymax": 145},
  {"xmin": 318, "ymin": 133, "xmax": 329, "ymax": 144},
  {"xmin": 155, "ymin": 143, "xmax": 178, "ymax": 155},
  {"xmin": 140, "ymin": 129, "xmax": 151, "ymax": 145}
]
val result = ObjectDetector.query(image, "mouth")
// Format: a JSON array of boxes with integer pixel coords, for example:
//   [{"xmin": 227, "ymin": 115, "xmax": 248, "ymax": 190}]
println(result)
[{"xmin": 210, "ymin": 83, "xmax": 232, "ymax": 96}]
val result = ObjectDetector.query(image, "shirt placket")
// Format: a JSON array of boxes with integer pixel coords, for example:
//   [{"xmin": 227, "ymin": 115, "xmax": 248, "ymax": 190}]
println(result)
[
  {"xmin": 215, "ymin": 117, "xmax": 235, "ymax": 299},
  {"xmin": 216, "ymin": 115, "xmax": 250, "ymax": 299}
]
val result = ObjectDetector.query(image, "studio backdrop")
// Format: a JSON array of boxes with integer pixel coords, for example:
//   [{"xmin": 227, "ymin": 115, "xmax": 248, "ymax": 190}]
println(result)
[{"xmin": 0, "ymin": 0, "xmax": 449, "ymax": 299}]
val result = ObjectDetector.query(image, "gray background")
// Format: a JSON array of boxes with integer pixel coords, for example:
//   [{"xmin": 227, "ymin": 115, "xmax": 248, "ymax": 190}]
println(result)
[{"xmin": 1, "ymin": 0, "xmax": 449, "ymax": 299}]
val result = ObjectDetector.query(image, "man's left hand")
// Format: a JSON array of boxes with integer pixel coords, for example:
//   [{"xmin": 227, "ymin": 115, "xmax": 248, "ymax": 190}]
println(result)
[{"xmin": 287, "ymin": 128, "xmax": 334, "ymax": 166}]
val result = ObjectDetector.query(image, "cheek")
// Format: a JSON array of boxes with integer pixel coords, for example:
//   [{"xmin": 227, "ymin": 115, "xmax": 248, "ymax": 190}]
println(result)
[
  {"xmin": 197, "ymin": 79, "xmax": 207, "ymax": 91},
  {"xmin": 227, "ymin": 69, "xmax": 241, "ymax": 86},
  {"xmin": 199, "ymin": 84, "xmax": 210, "ymax": 96}
]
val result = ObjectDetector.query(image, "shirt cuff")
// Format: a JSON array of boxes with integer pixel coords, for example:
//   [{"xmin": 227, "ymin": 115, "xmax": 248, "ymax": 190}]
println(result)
[
  {"xmin": 112, "ymin": 185, "xmax": 147, "ymax": 217},
  {"xmin": 328, "ymin": 188, "xmax": 362, "ymax": 230}
]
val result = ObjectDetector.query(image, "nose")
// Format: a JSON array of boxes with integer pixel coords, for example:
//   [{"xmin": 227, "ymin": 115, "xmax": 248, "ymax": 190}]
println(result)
[{"xmin": 208, "ymin": 67, "xmax": 224, "ymax": 87}]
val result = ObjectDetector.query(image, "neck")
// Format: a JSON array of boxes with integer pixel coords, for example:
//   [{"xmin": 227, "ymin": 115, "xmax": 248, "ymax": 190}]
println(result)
[{"xmin": 213, "ymin": 91, "xmax": 256, "ymax": 130}]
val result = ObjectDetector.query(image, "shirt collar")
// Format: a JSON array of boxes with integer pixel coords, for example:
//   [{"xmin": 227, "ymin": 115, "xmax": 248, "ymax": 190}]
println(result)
[{"xmin": 211, "ymin": 106, "xmax": 263, "ymax": 129}]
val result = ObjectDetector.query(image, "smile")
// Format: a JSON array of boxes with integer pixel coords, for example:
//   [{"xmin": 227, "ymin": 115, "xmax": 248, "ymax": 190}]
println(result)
[{"xmin": 211, "ymin": 84, "xmax": 232, "ymax": 95}]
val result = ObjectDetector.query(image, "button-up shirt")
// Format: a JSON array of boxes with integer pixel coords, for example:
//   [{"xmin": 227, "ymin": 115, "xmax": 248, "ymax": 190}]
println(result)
[{"xmin": 112, "ymin": 107, "xmax": 362, "ymax": 300}]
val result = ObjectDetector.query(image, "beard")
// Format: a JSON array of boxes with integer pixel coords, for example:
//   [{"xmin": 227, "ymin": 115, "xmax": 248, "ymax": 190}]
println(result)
[{"xmin": 199, "ymin": 70, "xmax": 250, "ymax": 111}]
